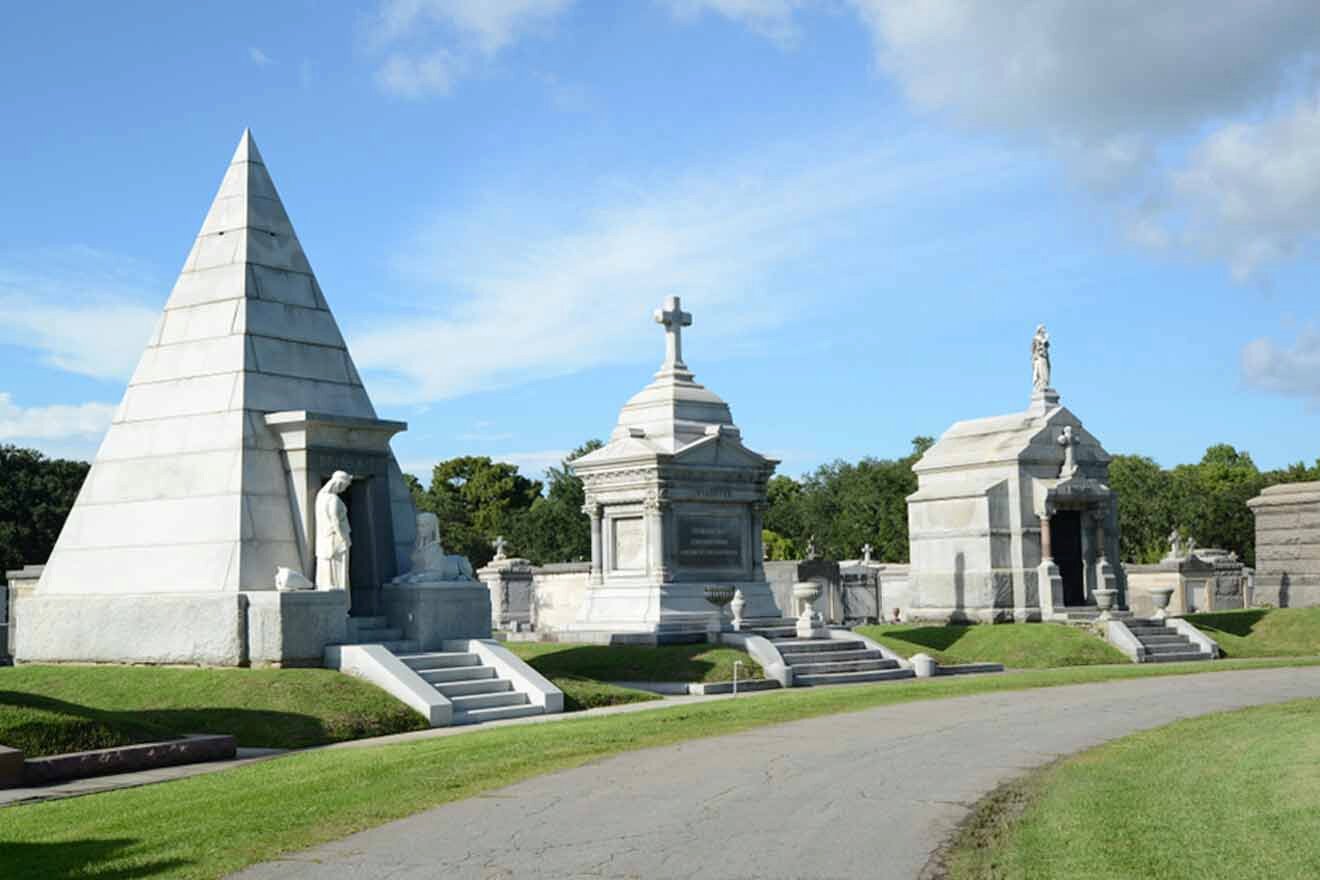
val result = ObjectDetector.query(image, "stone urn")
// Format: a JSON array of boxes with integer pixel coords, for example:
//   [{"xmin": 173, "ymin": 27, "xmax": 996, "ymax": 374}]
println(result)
[
  {"xmin": 1093, "ymin": 588, "xmax": 1117, "ymax": 621},
  {"xmin": 1149, "ymin": 586, "xmax": 1175, "ymax": 621},
  {"xmin": 704, "ymin": 584, "xmax": 736, "ymax": 633},
  {"xmin": 910, "ymin": 652, "xmax": 938, "ymax": 678},
  {"xmin": 729, "ymin": 588, "xmax": 746, "ymax": 631},
  {"xmin": 793, "ymin": 581, "xmax": 826, "ymax": 639}
]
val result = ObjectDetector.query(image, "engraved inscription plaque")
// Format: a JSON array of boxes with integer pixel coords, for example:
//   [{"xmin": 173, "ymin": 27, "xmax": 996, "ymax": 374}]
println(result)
[
  {"xmin": 612, "ymin": 517, "xmax": 645, "ymax": 571},
  {"xmin": 676, "ymin": 515, "xmax": 744, "ymax": 569}
]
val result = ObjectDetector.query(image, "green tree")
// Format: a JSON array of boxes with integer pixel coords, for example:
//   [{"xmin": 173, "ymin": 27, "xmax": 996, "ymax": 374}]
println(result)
[
  {"xmin": 1169, "ymin": 444, "xmax": 1266, "ymax": 566},
  {"xmin": 0, "ymin": 446, "xmax": 90, "ymax": 583},
  {"xmin": 507, "ymin": 440, "xmax": 603, "ymax": 564},
  {"xmin": 417, "ymin": 456, "xmax": 543, "ymax": 568},
  {"xmin": 1108, "ymin": 454, "xmax": 1175, "ymax": 563}
]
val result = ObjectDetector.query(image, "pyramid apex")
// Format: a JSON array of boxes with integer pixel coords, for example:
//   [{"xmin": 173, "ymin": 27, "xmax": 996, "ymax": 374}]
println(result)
[{"xmin": 231, "ymin": 128, "xmax": 264, "ymax": 165}]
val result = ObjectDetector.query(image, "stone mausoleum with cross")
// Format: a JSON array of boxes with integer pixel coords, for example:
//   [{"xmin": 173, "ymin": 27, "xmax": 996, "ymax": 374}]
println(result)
[
  {"xmin": 564, "ymin": 297, "xmax": 782, "ymax": 644},
  {"xmin": 905, "ymin": 326, "xmax": 1128, "ymax": 622}
]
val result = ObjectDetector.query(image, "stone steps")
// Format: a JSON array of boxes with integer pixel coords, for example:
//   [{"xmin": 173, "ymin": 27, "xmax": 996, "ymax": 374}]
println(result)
[
  {"xmin": 795, "ymin": 668, "xmax": 914, "ymax": 687},
  {"xmin": 397, "ymin": 650, "xmax": 544, "ymax": 725},
  {"xmin": 1124, "ymin": 618, "xmax": 1212, "ymax": 663},
  {"xmin": 768, "ymin": 636, "xmax": 916, "ymax": 688}
]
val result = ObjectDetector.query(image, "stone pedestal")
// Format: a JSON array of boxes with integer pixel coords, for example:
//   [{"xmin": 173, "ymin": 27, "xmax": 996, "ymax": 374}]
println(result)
[
  {"xmin": 382, "ymin": 581, "xmax": 492, "ymax": 652},
  {"xmin": 478, "ymin": 558, "xmax": 535, "ymax": 631}
]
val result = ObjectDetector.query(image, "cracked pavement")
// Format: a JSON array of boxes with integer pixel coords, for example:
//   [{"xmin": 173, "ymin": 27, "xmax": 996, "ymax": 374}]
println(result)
[{"xmin": 230, "ymin": 666, "xmax": 1320, "ymax": 879}]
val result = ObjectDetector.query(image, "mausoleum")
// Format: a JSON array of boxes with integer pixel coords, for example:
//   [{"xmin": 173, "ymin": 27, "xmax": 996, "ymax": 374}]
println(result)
[
  {"xmin": 564, "ymin": 297, "xmax": 781, "ymax": 643},
  {"xmin": 906, "ymin": 326, "xmax": 1128, "ymax": 622},
  {"xmin": 16, "ymin": 131, "xmax": 487, "ymax": 667},
  {"xmin": 1248, "ymin": 481, "xmax": 1320, "ymax": 608}
]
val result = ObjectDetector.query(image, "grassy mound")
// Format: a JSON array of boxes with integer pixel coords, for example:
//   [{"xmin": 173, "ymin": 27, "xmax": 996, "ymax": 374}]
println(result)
[
  {"xmin": 946, "ymin": 698, "xmax": 1320, "ymax": 879},
  {"xmin": 856, "ymin": 622, "xmax": 1127, "ymax": 668},
  {"xmin": 508, "ymin": 642, "xmax": 761, "ymax": 710},
  {"xmin": 0, "ymin": 665, "xmax": 427, "ymax": 758},
  {"xmin": 1185, "ymin": 607, "xmax": 1320, "ymax": 658}
]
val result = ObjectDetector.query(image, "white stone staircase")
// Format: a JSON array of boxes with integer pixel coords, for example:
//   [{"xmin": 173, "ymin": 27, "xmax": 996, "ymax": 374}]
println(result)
[
  {"xmin": 397, "ymin": 649, "xmax": 546, "ymax": 724},
  {"xmin": 327, "ymin": 627, "xmax": 563, "ymax": 727},
  {"xmin": 741, "ymin": 620, "xmax": 915, "ymax": 687}
]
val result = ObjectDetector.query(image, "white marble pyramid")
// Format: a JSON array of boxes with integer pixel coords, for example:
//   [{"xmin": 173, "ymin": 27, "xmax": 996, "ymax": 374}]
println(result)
[{"xmin": 20, "ymin": 131, "xmax": 415, "ymax": 665}]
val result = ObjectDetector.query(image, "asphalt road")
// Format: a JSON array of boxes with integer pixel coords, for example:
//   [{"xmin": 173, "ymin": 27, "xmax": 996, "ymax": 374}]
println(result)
[{"xmin": 232, "ymin": 667, "xmax": 1320, "ymax": 880}]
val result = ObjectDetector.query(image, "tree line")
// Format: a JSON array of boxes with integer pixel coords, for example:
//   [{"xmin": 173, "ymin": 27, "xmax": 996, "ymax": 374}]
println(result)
[{"xmin": 4, "ymin": 438, "xmax": 1318, "ymax": 583}]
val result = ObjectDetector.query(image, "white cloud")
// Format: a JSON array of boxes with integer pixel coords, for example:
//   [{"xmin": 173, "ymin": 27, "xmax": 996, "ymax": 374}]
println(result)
[
  {"xmin": 661, "ymin": 0, "xmax": 810, "ymax": 46},
  {"xmin": 0, "ymin": 247, "xmax": 161, "ymax": 381},
  {"xmin": 368, "ymin": 0, "xmax": 573, "ymax": 98},
  {"xmin": 1242, "ymin": 327, "xmax": 1320, "ymax": 403},
  {"xmin": 351, "ymin": 134, "xmax": 1007, "ymax": 404},
  {"xmin": 1164, "ymin": 99, "xmax": 1320, "ymax": 281},
  {"xmin": 0, "ymin": 392, "xmax": 115, "ymax": 441},
  {"xmin": 684, "ymin": 1, "xmax": 1320, "ymax": 280},
  {"xmin": 376, "ymin": 50, "xmax": 461, "ymax": 98},
  {"xmin": 248, "ymin": 47, "xmax": 275, "ymax": 67}
]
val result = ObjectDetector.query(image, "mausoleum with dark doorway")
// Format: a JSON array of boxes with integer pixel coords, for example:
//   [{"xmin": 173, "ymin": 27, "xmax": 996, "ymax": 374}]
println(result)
[{"xmin": 904, "ymin": 327, "xmax": 1127, "ymax": 622}]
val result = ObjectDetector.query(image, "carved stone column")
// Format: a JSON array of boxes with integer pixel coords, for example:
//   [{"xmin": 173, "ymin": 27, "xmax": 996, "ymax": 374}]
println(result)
[
  {"xmin": 1040, "ymin": 514, "xmax": 1053, "ymax": 564},
  {"xmin": 644, "ymin": 493, "xmax": 672, "ymax": 583},
  {"xmin": 584, "ymin": 501, "xmax": 604, "ymax": 586},
  {"xmin": 750, "ymin": 502, "xmax": 767, "ymax": 579}
]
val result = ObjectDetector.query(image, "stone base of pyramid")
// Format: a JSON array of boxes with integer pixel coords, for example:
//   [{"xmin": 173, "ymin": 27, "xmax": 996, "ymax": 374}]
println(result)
[{"xmin": 16, "ymin": 589, "xmax": 350, "ymax": 667}]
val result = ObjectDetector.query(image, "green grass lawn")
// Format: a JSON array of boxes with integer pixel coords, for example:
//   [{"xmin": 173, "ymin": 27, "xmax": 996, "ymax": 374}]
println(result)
[
  {"xmin": 1186, "ymin": 607, "xmax": 1320, "ymax": 658},
  {"xmin": 0, "ymin": 665, "xmax": 427, "ymax": 758},
  {"xmin": 2, "ymin": 658, "xmax": 1315, "ymax": 880},
  {"xmin": 856, "ymin": 622, "xmax": 1128, "ymax": 668},
  {"xmin": 506, "ymin": 642, "xmax": 762, "ymax": 710},
  {"xmin": 947, "ymin": 697, "xmax": 1320, "ymax": 880}
]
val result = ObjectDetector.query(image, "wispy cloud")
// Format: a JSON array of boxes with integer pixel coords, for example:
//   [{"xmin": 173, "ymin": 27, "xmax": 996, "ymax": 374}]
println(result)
[
  {"xmin": 351, "ymin": 133, "xmax": 1006, "ymax": 404},
  {"xmin": 1242, "ymin": 325, "xmax": 1320, "ymax": 404},
  {"xmin": 367, "ymin": 0, "xmax": 573, "ymax": 99},
  {"xmin": 248, "ymin": 47, "xmax": 275, "ymax": 67},
  {"xmin": 0, "ymin": 247, "xmax": 161, "ymax": 381},
  {"xmin": 0, "ymin": 392, "xmax": 115, "ymax": 441},
  {"xmin": 676, "ymin": 0, "xmax": 1320, "ymax": 282}
]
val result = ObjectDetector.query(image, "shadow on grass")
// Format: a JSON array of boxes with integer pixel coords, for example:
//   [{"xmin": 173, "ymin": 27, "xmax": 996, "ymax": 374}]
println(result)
[
  {"xmin": 0, "ymin": 690, "xmax": 335, "ymax": 755},
  {"xmin": 522, "ymin": 644, "xmax": 723, "ymax": 684},
  {"xmin": 0, "ymin": 839, "xmax": 187, "ymax": 880},
  {"xmin": 876, "ymin": 625, "xmax": 976, "ymax": 654},
  {"xmin": 1185, "ymin": 609, "xmax": 1269, "ymax": 638}
]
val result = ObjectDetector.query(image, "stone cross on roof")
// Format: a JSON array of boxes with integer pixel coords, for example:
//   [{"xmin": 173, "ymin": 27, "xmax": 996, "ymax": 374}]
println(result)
[
  {"xmin": 861, "ymin": 543, "xmax": 873, "ymax": 563},
  {"xmin": 1057, "ymin": 426, "xmax": 1080, "ymax": 479},
  {"xmin": 654, "ymin": 296, "xmax": 692, "ymax": 372}
]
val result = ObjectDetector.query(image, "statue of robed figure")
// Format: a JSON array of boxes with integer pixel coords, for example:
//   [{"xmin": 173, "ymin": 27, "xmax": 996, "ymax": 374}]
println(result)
[{"xmin": 315, "ymin": 470, "xmax": 353, "ymax": 592}]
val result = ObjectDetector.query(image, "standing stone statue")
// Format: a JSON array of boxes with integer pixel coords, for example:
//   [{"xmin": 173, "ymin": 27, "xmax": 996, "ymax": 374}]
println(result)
[
  {"xmin": 1032, "ymin": 324, "xmax": 1051, "ymax": 391},
  {"xmin": 805, "ymin": 535, "xmax": 818, "ymax": 561},
  {"xmin": 493, "ymin": 535, "xmax": 509, "ymax": 562},
  {"xmin": 315, "ymin": 470, "xmax": 353, "ymax": 590}
]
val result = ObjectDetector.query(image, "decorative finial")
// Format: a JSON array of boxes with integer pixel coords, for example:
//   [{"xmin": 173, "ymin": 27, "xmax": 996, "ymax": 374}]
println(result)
[
  {"xmin": 492, "ymin": 535, "xmax": 508, "ymax": 561},
  {"xmin": 653, "ymin": 296, "xmax": 693, "ymax": 373}
]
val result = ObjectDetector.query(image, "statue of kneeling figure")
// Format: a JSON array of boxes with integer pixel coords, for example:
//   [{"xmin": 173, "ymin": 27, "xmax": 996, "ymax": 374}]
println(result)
[{"xmin": 390, "ymin": 512, "xmax": 475, "ymax": 584}]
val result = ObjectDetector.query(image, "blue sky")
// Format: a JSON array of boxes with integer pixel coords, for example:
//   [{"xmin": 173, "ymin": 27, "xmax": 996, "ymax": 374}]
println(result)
[{"xmin": 2, "ymin": 1, "xmax": 1319, "ymax": 481}]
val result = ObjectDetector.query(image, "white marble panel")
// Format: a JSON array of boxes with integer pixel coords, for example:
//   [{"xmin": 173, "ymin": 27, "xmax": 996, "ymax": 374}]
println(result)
[
  {"xmin": 165, "ymin": 263, "xmax": 247, "ymax": 309},
  {"xmin": 249, "ymin": 265, "xmax": 317, "ymax": 308},
  {"xmin": 244, "ymin": 228, "xmax": 312, "ymax": 273},
  {"xmin": 130, "ymin": 336, "xmax": 246, "ymax": 385},
  {"xmin": 199, "ymin": 194, "xmax": 247, "ymax": 235},
  {"xmin": 38, "ymin": 541, "xmax": 239, "ymax": 594},
  {"xmin": 185, "ymin": 231, "xmax": 244, "ymax": 272},
  {"xmin": 247, "ymin": 194, "xmax": 294, "ymax": 235},
  {"xmin": 242, "ymin": 372, "xmax": 375, "ymax": 419},
  {"xmin": 248, "ymin": 337, "xmax": 351, "ymax": 383},
  {"xmin": 79, "ymin": 449, "xmax": 244, "ymax": 504},
  {"xmin": 158, "ymin": 299, "xmax": 241, "ymax": 345},
  {"xmin": 241, "ymin": 494, "xmax": 298, "ymax": 542},
  {"xmin": 244, "ymin": 300, "xmax": 344, "ymax": 347},
  {"xmin": 97, "ymin": 412, "xmax": 246, "ymax": 459},
  {"xmin": 59, "ymin": 495, "xmax": 243, "ymax": 550},
  {"xmin": 119, "ymin": 373, "xmax": 240, "ymax": 421},
  {"xmin": 238, "ymin": 539, "xmax": 304, "ymax": 590}
]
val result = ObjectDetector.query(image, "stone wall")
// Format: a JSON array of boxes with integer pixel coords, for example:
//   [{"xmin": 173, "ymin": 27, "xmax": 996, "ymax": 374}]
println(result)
[
  {"xmin": 1249, "ymin": 482, "xmax": 1320, "ymax": 608},
  {"xmin": 530, "ymin": 563, "xmax": 591, "ymax": 636}
]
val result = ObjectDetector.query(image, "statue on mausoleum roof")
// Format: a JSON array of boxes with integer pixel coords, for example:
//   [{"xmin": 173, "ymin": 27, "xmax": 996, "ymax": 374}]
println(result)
[{"xmin": 1032, "ymin": 324, "xmax": 1051, "ymax": 391}]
